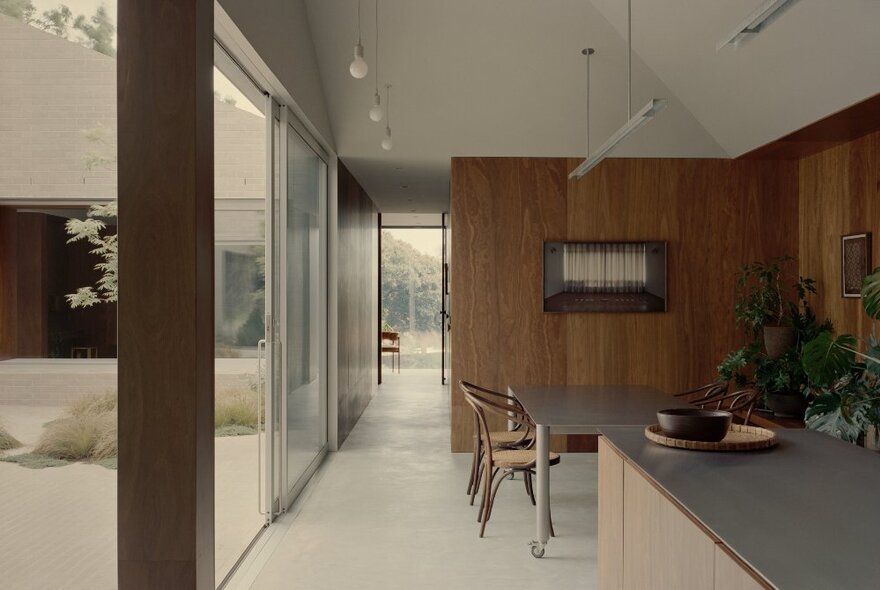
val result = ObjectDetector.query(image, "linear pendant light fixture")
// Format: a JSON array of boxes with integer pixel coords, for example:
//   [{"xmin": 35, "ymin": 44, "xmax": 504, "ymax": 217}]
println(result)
[
  {"xmin": 569, "ymin": 0, "xmax": 666, "ymax": 180},
  {"xmin": 717, "ymin": 0, "xmax": 797, "ymax": 51}
]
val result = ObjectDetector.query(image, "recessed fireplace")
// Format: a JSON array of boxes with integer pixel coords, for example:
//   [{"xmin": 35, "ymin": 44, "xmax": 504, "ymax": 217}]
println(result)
[{"xmin": 543, "ymin": 241, "xmax": 667, "ymax": 313}]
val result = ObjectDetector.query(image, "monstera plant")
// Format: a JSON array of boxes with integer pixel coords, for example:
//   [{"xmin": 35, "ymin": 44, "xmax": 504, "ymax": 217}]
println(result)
[{"xmin": 801, "ymin": 268, "xmax": 880, "ymax": 443}]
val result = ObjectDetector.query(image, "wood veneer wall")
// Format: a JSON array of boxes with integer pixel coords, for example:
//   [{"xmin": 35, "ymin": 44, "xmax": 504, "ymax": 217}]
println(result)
[
  {"xmin": 0, "ymin": 207, "xmax": 16, "ymax": 360},
  {"xmin": 798, "ymin": 129, "xmax": 880, "ymax": 339},
  {"xmin": 337, "ymin": 161, "xmax": 379, "ymax": 445},
  {"xmin": 449, "ymin": 157, "xmax": 798, "ymax": 452}
]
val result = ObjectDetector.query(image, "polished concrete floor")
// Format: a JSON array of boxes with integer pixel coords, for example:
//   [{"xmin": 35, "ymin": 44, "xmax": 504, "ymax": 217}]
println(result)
[{"xmin": 242, "ymin": 370, "xmax": 598, "ymax": 589}]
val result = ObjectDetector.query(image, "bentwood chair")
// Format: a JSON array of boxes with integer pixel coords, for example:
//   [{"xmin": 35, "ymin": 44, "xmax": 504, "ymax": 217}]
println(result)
[
  {"xmin": 461, "ymin": 384, "xmax": 560, "ymax": 538},
  {"xmin": 674, "ymin": 380, "xmax": 728, "ymax": 405},
  {"xmin": 704, "ymin": 387, "xmax": 760, "ymax": 425},
  {"xmin": 677, "ymin": 381, "xmax": 760, "ymax": 426},
  {"xmin": 459, "ymin": 381, "xmax": 533, "ymax": 505}
]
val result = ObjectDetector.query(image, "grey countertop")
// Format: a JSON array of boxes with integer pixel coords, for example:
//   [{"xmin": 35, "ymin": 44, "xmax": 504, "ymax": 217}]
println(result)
[
  {"xmin": 509, "ymin": 384, "xmax": 690, "ymax": 433},
  {"xmin": 600, "ymin": 427, "xmax": 880, "ymax": 590}
]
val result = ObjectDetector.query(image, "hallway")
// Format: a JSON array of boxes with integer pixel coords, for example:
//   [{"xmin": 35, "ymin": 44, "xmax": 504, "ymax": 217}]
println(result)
[{"xmin": 243, "ymin": 371, "xmax": 598, "ymax": 589}]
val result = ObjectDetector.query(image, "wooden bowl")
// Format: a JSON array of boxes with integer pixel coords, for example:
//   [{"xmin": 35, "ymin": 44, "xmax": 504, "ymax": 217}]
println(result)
[{"xmin": 657, "ymin": 408, "xmax": 732, "ymax": 442}]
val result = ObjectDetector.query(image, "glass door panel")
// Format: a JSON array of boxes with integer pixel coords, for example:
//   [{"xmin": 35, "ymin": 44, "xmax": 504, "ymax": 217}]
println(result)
[
  {"xmin": 282, "ymin": 121, "xmax": 327, "ymax": 501},
  {"xmin": 213, "ymin": 50, "xmax": 272, "ymax": 584}
]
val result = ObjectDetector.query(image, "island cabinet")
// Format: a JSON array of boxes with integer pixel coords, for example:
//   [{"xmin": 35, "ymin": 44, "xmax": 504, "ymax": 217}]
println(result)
[{"xmin": 598, "ymin": 438, "xmax": 772, "ymax": 590}]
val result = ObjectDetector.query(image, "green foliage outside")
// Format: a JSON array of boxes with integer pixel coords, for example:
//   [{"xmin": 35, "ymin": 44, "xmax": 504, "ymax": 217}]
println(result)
[
  {"xmin": 0, "ymin": 0, "xmax": 116, "ymax": 57},
  {"xmin": 382, "ymin": 230, "xmax": 442, "ymax": 334},
  {"xmin": 381, "ymin": 230, "xmax": 443, "ymax": 369},
  {"xmin": 65, "ymin": 202, "xmax": 118, "ymax": 308}
]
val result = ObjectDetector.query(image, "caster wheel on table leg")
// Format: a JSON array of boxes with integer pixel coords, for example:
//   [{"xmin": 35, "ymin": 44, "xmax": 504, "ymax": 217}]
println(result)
[{"xmin": 530, "ymin": 545, "xmax": 545, "ymax": 558}]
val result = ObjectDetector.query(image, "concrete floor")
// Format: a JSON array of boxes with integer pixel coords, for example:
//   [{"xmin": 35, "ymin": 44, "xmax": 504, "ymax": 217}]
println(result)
[{"xmin": 242, "ymin": 371, "xmax": 598, "ymax": 590}]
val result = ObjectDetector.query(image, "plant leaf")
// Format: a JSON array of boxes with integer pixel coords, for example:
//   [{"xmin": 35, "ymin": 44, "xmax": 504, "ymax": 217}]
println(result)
[
  {"xmin": 862, "ymin": 267, "xmax": 880, "ymax": 320},
  {"xmin": 802, "ymin": 332, "xmax": 856, "ymax": 386}
]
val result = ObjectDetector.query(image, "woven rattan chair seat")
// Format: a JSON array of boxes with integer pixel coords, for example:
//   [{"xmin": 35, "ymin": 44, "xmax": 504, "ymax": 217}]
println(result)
[
  {"xmin": 473, "ymin": 430, "xmax": 532, "ymax": 444},
  {"xmin": 491, "ymin": 449, "xmax": 560, "ymax": 468}
]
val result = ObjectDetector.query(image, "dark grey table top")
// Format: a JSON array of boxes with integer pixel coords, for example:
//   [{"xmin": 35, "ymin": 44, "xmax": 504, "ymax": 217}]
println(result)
[
  {"xmin": 508, "ymin": 384, "xmax": 689, "ymax": 433},
  {"xmin": 601, "ymin": 427, "xmax": 880, "ymax": 590}
]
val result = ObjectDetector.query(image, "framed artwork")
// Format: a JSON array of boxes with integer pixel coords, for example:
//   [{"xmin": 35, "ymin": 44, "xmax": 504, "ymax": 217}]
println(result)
[{"xmin": 841, "ymin": 233, "xmax": 872, "ymax": 297}]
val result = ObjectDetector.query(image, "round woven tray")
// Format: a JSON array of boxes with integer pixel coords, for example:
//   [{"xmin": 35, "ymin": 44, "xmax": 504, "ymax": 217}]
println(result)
[{"xmin": 644, "ymin": 423, "xmax": 778, "ymax": 451}]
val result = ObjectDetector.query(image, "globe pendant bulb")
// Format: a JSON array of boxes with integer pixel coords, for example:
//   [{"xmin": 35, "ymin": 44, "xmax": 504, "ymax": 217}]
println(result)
[
  {"xmin": 349, "ymin": 43, "xmax": 368, "ymax": 79},
  {"xmin": 369, "ymin": 94, "xmax": 384, "ymax": 122}
]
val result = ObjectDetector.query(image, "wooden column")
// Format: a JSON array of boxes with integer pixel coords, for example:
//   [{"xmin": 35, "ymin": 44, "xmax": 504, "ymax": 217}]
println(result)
[{"xmin": 117, "ymin": 0, "xmax": 214, "ymax": 588}]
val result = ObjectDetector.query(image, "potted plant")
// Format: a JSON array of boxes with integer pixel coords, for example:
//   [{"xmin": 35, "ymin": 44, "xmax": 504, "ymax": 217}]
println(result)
[
  {"xmin": 734, "ymin": 256, "xmax": 816, "ymax": 358},
  {"xmin": 801, "ymin": 268, "xmax": 880, "ymax": 443},
  {"xmin": 718, "ymin": 258, "xmax": 828, "ymax": 418}
]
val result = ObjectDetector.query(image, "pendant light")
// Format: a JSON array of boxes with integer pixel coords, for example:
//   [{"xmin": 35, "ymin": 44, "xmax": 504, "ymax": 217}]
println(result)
[
  {"xmin": 368, "ymin": 0, "xmax": 384, "ymax": 122},
  {"xmin": 569, "ymin": 0, "xmax": 666, "ymax": 179},
  {"xmin": 582, "ymin": 48, "xmax": 594, "ymax": 158},
  {"xmin": 381, "ymin": 84, "xmax": 393, "ymax": 150},
  {"xmin": 349, "ymin": 0, "xmax": 368, "ymax": 79}
]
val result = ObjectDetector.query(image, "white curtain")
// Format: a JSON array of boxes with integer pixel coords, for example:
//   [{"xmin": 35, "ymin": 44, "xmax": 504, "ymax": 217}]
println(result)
[{"xmin": 563, "ymin": 242, "xmax": 646, "ymax": 293}]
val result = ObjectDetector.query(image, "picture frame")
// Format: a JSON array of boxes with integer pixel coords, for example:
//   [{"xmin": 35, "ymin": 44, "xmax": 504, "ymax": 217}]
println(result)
[{"xmin": 841, "ymin": 233, "xmax": 872, "ymax": 297}]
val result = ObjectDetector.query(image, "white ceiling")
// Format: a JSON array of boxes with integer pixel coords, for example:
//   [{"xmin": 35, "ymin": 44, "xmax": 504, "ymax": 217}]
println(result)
[{"xmin": 305, "ymin": 0, "xmax": 880, "ymax": 213}]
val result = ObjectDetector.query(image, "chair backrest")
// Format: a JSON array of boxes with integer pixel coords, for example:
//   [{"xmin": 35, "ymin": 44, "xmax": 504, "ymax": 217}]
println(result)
[
  {"xmin": 675, "ymin": 380, "xmax": 728, "ymax": 406},
  {"xmin": 381, "ymin": 331, "xmax": 400, "ymax": 346},
  {"xmin": 711, "ymin": 388, "xmax": 760, "ymax": 424},
  {"xmin": 459, "ymin": 381, "xmax": 533, "ymax": 452}
]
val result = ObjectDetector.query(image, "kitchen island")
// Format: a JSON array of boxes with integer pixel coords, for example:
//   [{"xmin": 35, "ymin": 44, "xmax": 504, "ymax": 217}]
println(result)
[{"xmin": 599, "ymin": 427, "xmax": 880, "ymax": 589}]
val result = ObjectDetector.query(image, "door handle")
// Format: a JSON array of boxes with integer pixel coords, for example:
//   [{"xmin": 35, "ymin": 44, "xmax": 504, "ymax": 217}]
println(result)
[{"xmin": 256, "ymin": 338, "xmax": 266, "ymax": 515}]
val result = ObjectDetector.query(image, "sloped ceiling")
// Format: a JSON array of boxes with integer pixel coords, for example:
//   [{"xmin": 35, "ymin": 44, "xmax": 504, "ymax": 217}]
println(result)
[
  {"xmin": 587, "ymin": 0, "xmax": 880, "ymax": 158},
  {"xmin": 304, "ymin": 0, "xmax": 880, "ymax": 212}
]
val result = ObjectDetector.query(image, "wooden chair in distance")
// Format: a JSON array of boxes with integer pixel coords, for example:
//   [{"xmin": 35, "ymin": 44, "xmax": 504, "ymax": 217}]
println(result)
[
  {"xmin": 461, "ymin": 383, "xmax": 560, "ymax": 538},
  {"xmin": 459, "ymin": 381, "xmax": 533, "ymax": 505},
  {"xmin": 381, "ymin": 331, "xmax": 401, "ymax": 373}
]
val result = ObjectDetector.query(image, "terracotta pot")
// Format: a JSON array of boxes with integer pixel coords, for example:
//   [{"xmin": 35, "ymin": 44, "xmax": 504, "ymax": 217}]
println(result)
[
  {"xmin": 766, "ymin": 393, "xmax": 808, "ymax": 419},
  {"xmin": 764, "ymin": 326, "xmax": 796, "ymax": 358}
]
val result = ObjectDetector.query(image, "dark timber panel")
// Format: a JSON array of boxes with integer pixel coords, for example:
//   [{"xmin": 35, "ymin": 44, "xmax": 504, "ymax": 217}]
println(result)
[
  {"xmin": 337, "ymin": 160, "xmax": 378, "ymax": 445},
  {"xmin": 117, "ymin": 0, "xmax": 214, "ymax": 587}
]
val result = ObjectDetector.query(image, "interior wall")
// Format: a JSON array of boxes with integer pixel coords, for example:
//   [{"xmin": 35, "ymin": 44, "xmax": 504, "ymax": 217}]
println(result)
[
  {"xmin": 337, "ymin": 160, "xmax": 379, "ymax": 445},
  {"xmin": 449, "ymin": 157, "xmax": 799, "ymax": 452},
  {"xmin": 798, "ymin": 129, "xmax": 880, "ymax": 339}
]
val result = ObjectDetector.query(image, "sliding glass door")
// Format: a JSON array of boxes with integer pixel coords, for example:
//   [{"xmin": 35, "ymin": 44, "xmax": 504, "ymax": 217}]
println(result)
[
  {"xmin": 213, "ymin": 44, "xmax": 327, "ymax": 585},
  {"xmin": 281, "ymin": 113, "xmax": 328, "ymax": 505}
]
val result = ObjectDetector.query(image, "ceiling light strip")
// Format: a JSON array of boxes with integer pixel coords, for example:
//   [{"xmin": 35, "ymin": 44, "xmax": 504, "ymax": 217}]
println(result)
[
  {"xmin": 569, "ymin": 0, "xmax": 666, "ymax": 180},
  {"xmin": 716, "ymin": 0, "xmax": 795, "ymax": 50},
  {"xmin": 569, "ymin": 99, "xmax": 667, "ymax": 179}
]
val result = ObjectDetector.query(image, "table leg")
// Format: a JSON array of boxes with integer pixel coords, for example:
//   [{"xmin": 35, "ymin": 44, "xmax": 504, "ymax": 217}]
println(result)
[{"xmin": 531, "ymin": 423, "xmax": 550, "ymax": 558}]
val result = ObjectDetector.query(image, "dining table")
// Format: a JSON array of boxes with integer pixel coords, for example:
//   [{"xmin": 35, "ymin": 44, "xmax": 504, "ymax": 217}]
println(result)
[{"xmin": 508, "ymin": 384, "xmax": 689, "ymax": 558}]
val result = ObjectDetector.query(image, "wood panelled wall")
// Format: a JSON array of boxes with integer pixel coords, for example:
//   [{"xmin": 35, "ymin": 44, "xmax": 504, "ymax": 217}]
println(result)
[
  {"xmin": 450, "ymin": 157, "xmax": 798, "ymax": 452},
  {"xmin": 0, "ymin": 207, "xmax": 16, "ymax": 360},
  {"xmin": 799, "ymin": 129, "xmax": 880, "ymax": 339},
  {"xmin": 337, "ymin": 160, "xmax": 379, "ymax": 445}
]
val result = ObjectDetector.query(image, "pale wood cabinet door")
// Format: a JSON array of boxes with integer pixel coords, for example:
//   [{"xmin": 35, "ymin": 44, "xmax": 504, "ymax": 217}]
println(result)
[
  {"xmin": 598, "ymin": 438, "xmax": 624, "ymax": 590},
  {"xmin": 623, "ymin": 462, "xmax": 715, "ymax": 590},
  {"xmin": 714, "ymin": 544, "xmax": 769, "ymax": 590}
]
